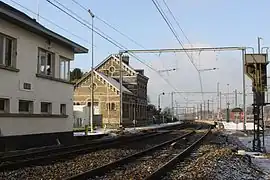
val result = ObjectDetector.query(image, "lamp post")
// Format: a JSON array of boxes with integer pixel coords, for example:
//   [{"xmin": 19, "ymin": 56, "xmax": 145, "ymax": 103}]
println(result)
[
  {"xmin": 226, "ymin": 83, "xmax": 230, "ymax": 122},
  {"xmin": 158, "ymin": 92, "xmax": 165, "ymax": 111},
  {"xmin": 88, "ymin": 9, "xmax": 94, "ymax": 133},
  {"xmin": 158, "ymin": 92, "xmax": 165, "ymax": 123}
]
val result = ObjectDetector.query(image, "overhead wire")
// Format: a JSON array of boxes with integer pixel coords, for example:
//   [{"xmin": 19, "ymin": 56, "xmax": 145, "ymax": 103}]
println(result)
[
  {"xmin": 46, "ymin": 0, "xmax": 185, "ymax": 95},
  {"xmin": 152, "ymin": 0, "xmax": 204, "ymax": 101},
  {"xmin": 70, "ymin": 0, "xmax": 148, "ymax": 50},
  {"xmin": 162, "ymin": 0, "xmax": 192, "ymax": 47},
  {"xmin": 70, "ymin": 0, "xmax": 170, "ymax": 77},
  {"xmin": 8, "ymin": 0, "xmax": 93, "ymax": 47},
  {"xmin": 48, "ymin": 0, "xmax": 125, "ymax": 50},
  {"xmin": 151, "ymin": 0, "xmax": 198, "ymax": 71}
]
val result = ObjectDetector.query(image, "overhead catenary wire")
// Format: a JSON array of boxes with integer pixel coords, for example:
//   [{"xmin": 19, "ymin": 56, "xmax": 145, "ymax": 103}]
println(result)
[
  {"xmin": 8, "ymin": 0, "xmax": 93, "ymax": 47},
  {"xmin": 70, "ymin": 0, "xmax": 148, "ymax": 50},
  {"xmin": 151, "ymin": 0, "xmax": 204, "ymax": 100},
  {"xmin": 47, "ymin": 0, "xmax": 125, "ymax": 50},
  {"xmin": 46, "ymin": 0, "xmax": 186, "ymax": 98},
  {"xmin": 151, "ymin": 0, "xmax": 198, "ymax": 71},
  {"xmin": 70, "ymin": 0, "xmax": 170, "ymax": 74},
  {"xmin": 161, "ymin": 0, "xmax": 192, "ymax": 47}
]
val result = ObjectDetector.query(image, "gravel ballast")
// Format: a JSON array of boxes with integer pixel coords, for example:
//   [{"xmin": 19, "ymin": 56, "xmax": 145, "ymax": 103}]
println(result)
[
  {"xmin": 163, "ymin": 131, "xmax": 269, "ymax": 180},
  {"xmin": 0, "ymin": 130, "xmax": 187, "ymax": 180}
]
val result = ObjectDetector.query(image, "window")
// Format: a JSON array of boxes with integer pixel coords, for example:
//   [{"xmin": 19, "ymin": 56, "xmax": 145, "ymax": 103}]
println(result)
[
  {"xmin": 90, "ymin": 83, "xmax": 97, "ymax": 90},
  {"xmin": 41, "ymin": 102, "xmax": 52, "ymax": 114},
  {"xmin": 59, "ymin": 56, "xmax": 70, "ymax": 80},
  {"xmin": 109, "ymin": 66, "xmax": 115, "ymax": 73},
  {"xmin": 60, "ymin": 104, "xmax": 66, "ymax": 115},
  {"xmin": 23, "ymin": 83, "xmax": 31, "ymax": 90},
  {"xmin": 111, "ymin": 103, "xmax": 116, "ymax": 110},
  {"xmin": 38, "ymin": 48, "xmax": 55, "ymax": 76},
  {"xmin": 0, "ymin": 98, "xmax": 9, "ymax": 113},
  {"xmin": 106, "ymin": 103, "xmax": 111, "ymax": 110},
  {"xmin": 103, "ymin": 70, "xmax": 109, "ymax": 76},
  {"xmin": 19, "ymin": 100, "xmax": 33, "ymax": 113},
  {"xmin": 106, "ymin": 102, "xmax": 116, "ymax": 111},
  {"xmin": 0, "ymin": 33, "xmax": 16, "ymax": 68}
]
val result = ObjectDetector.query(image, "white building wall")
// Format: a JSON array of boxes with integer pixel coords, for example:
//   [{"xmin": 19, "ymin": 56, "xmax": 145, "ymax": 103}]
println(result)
[{"xmin": 0, "ymin": 18, "xmax": 74, "ymax": 136}]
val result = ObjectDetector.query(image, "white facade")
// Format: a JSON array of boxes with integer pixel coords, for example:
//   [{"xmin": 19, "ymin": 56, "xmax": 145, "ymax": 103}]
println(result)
[{"xmin": 0, "ymin": 16, "xmax": 86, "ymax": 136}]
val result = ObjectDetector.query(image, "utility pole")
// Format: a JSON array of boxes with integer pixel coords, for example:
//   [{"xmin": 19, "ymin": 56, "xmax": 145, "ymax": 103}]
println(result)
[
  {"xmin": 217, "ymin": 82, "xmax": 220, "ymax": 118},
  {"xmin": 226, "ymin": 84, "xmax": 230, "ymax": 122},
  {"xmin": 171, "ymin": 92, "xmax": 174, "ymax": 121},
  {"xmin": 203, "ymin": 101, "xmax": 206, "ymax": 120},
  {"xmin": 207, "ymin": 99, "xmax": 210, "ymax": 120},
  {"xmin": 242, "ymin": 49, "xmax": 247, "ymax": 131},
  {"xmin": 196, "ymin": 104, "xmax": 199, "ymax": 119},
  {"xmin": 88, "ymin": 9, "xmax": 95, "ymax": 133},
  {"xmin": 200, "ymin": 103, "xmax": 202, "ymax": 120},
  {"xmin": 119, "ymin": 52, "xmax": 123, "ymax": 128},
  {"xmin": 235, "ymin": 89, "xmax": 238, "ymax": 107}
]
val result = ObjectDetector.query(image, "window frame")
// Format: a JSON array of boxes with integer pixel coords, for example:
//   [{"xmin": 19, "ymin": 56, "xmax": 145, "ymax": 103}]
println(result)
[
  {"xmin": 37, "ymin": 48, "xmax": 55, "ymax": 77},
  {"xmin": 19, "ymin": 100, "xmax": 33, "ymax": 114},
  {"xmin": 59, "ymin": 56, "xmax": 70, "ymax": 81},
  {"xmin": 41, "ymin": 102, "xmax": 52, "ymax": 114},
  {"xmin": 0, "ymin": 33, "xmax": 16, "ymax": 68},
  {"xmin": 0, "ymin": 98, "xmax": 9, "ymax": 113}
]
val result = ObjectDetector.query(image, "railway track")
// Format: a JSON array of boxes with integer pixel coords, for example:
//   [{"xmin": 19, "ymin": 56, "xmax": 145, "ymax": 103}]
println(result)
[
  {"xmin": 0, "ymin": 130, "xmax": 170, "ymax": 171},
  {"xmin": 64, "ymin": 126, "xmax": 210, "ymax": 180},
  {"xmin": 0, "ymin": 123, "xmax": 187, "ymax": 169},
  {"xmin": 0, "ymin": 124, "xmax": 200, "ymax": 179}
]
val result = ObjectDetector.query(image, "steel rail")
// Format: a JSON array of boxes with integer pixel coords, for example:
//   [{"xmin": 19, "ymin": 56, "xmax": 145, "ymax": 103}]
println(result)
[
  {"xmin": 64, "ymin": 131, "xmax": 196, "ymax": 180},
  {"xmin": 0, "ymin": 131, "xmax": 172, "ymax": 171},
  {"xmin": 0, "ymin": 123, "xmax": 186, "ymax": 171},
  {"xmin": 145, "ymin": 127, "xmax": 212, "ymax": 180}
]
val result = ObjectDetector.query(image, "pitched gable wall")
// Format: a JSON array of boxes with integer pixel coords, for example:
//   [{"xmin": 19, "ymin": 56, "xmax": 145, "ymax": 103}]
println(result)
[
  {"xmin": 96, "ymin": 56, "xmax": 135, "ymax": 77},
  {"xmin": 74, "ymin": 73, "xmax": 121, "ymax": 125},
  {"xmin": 86, "ymin": 55, "xmax": 150, "ymax": 126}
]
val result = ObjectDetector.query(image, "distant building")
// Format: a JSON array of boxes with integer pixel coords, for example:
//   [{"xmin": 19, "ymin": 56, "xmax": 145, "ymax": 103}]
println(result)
[
  {"xmin": 74, "ymin": 54, "xmax": 149, "ymax": 128},
  {"xmin": 0, "ymin": 2, "xmax": 88, "ymax": 150}
]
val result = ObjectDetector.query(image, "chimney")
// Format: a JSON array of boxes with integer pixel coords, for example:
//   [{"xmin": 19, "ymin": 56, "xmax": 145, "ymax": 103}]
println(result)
[
  {"xmin": 122, "ymin": 55, "xmax": 129, "ymax": 65},
  {"xmin": 136, "ymin": 69, "xmax": 144, "ymax": 75}
]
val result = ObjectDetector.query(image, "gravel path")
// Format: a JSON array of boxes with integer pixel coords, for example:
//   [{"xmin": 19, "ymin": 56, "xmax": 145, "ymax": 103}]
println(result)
[
  {"xmin": 163, "ymin": 131, "xmax": 268, "ymax": 180},
  {"xmin": 92, "ymin": 132, "xmax": 205, "ymax": 180},
  {"xmin": 0, "ymin": 130, "xmax": 187, "ymax": 180}
]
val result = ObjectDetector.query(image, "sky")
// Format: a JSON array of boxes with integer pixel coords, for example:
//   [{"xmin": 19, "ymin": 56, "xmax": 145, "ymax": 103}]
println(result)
[{"xmin": 3, "ymin": 0, "xmax": 270, "ymax": 111}]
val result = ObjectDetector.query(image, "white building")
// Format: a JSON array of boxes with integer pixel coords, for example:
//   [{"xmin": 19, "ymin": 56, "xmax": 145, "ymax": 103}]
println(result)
[{"xmin": 0, "ymin": 2, "xmax": 88, "ymax": 149}]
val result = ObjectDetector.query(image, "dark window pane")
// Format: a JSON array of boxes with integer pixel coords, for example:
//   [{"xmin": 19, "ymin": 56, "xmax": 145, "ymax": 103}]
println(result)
[
  {"xmin": 41, "ymin": 102, "xmax": 51, "ymax": 113},
  {"xmin": 60, "ymin": 104, "xmax": 66, "ymax": 115},
  {"xmin": 47, "ymin": 53, "xmax": 52, "ymax": 75},
  {"xmin": 0, "ymin": 99, "xmax": 5, "ymax": 111},
  {"xmin": 23, "ymin": 83, "xmax": 31, "ymax": 90},
  {"xmin": 0, "ymin": 36, "xmax": 3, "ymax": 64},
  {"xmin": 19, "ymin": 100, "xmax": 30, "ymax": 112},
  {"xmin": 5, "ymin": 38, "xmax": 12, "ymax": 66}
]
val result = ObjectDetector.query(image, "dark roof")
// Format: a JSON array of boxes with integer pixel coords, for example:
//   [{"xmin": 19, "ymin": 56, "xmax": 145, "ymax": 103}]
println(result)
[{"xmin": 0, "ymin": 1, "xmax": 88, "ymax": 53}]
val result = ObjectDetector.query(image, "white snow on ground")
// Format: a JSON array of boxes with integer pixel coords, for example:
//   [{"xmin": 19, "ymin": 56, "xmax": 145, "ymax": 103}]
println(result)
[
  {"xmin": 73, "ymin": 121, "xmax": 183, "ymax": 136},
  {"xmin": 123, "ymin": 121, "xmax": 183, "ymax": 134},
  {"xmin": 222, "ymin": 122, "xmax": 256, "ymax": 130},
  {"xmin": 236, "ymin": 132, "xmax": 270, "ymax": 176}
]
